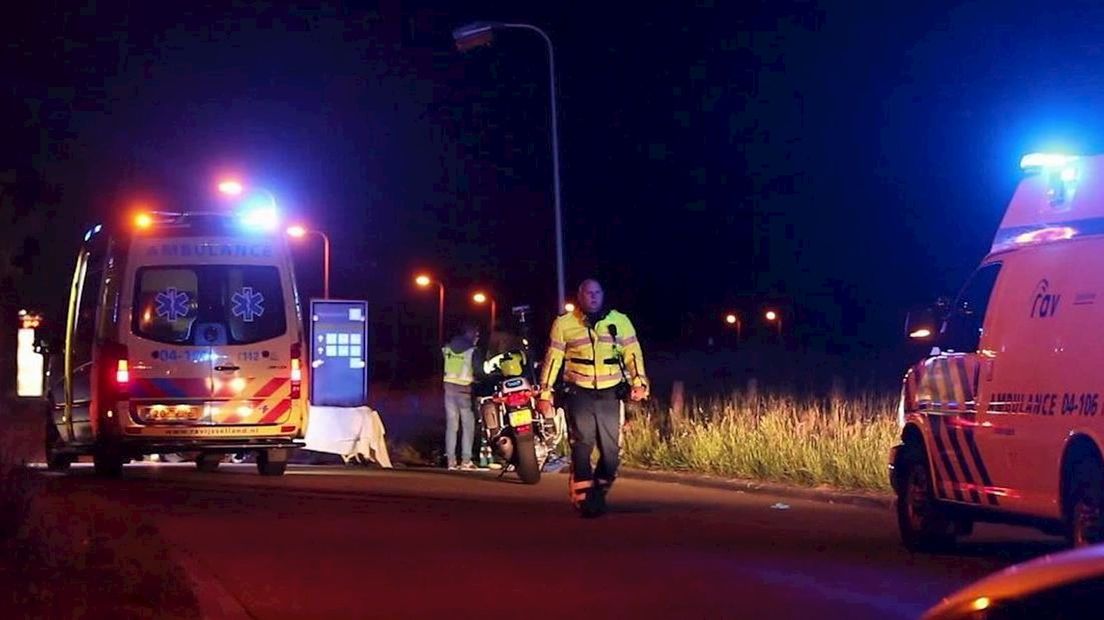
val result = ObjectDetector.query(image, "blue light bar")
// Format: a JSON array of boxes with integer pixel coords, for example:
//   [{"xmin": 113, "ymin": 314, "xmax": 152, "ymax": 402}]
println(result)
[
  {"xmin": 1020, "ymin": 152, "xmax": 1079, "ymax": 170},
  {"xmin": 239, "ymin": 205, "xmax": 280, "ymax": 233}
]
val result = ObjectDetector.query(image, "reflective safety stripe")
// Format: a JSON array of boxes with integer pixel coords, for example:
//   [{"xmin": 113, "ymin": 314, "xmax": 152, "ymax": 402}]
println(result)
[
  {"xmin": 564, "ymin": 370, "xmax": 624, "ymax": 386},
  {"xmin": 570, "ymin": 476, "xmax": 593, "ymax": 505},
  {"xmin": 568, "ymin": 357, "xmax": 619, "ymax": 365},
  {"xmin": 566, "ymin": 337, "xmax": 591, "ymax": 348},
  {"xmin": 597, "ymin": 335, "xmax": 615, "ymax": 344},
  {"xmin": 549, "ymin": 340, "xmax": 566, "ymax": 352},
  {"xmin": 617, "ymin": 336, "xmax": 639, "ymax": 347}
]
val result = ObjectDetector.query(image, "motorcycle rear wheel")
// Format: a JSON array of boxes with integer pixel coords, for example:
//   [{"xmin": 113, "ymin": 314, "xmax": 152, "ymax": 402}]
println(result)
[{"xmin": 515, "ymin": 433, "xmax": 541, "ymax": 485}]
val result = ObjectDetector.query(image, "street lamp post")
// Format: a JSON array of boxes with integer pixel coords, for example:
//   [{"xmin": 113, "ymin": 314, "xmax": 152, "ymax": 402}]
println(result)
[
  {"xmin": 473, "ymin": 291, "xmax": 496, "ymax": 334},
  {"xmin": 453, "ymin": 21, "xmax": 566, "ymax": 312},
  {"xmin": 765, "ymin": 310, "xmax": 782, "ymax": 338},
  {"xmin": 287, "ymin": 225, "xmax": 331, "ymax": 299},
  {"xmin": 725, "ymin": 313, "xmax": 742, "ymax": 342},
  {"xmin": 416, "ymin": 274, "xmax": 446, "ymax": 345}
]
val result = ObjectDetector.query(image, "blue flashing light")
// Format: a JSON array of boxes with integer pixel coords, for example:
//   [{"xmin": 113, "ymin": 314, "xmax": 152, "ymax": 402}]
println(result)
[
  {"xmin": 239, "ymin": 205, "xmax": 280, "ymax": 233},
  {"xmin": 84, "ymin": 223, "xmax": 104, "ymax": 242}
]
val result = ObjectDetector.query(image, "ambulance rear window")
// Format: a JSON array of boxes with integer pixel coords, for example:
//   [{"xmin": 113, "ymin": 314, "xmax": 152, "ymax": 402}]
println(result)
[{"xmin": 134, "ymin": 265, "xmax": 286, "ymax": 345}]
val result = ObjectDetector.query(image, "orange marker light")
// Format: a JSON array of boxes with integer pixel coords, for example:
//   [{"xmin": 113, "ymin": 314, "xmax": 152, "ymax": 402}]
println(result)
[
  {"xmin": 218, "ymin": 180, "xmax": 244, "ymax": 196},
  {"xmin": 135, "ymin": 213, "xmax": 153, "ymax": 229}
]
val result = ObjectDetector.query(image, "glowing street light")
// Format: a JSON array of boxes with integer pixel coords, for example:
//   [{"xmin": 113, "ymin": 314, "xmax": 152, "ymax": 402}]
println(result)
[
  {"xmin": 765, "ymin": 310, "xmax": 782, "ymax": 337},
  {"xmin": 415, "ymin": 273, "xmax": 446, "ymax": 345},
  {"xmin": 472, "ymin": 291, "xmax": 497, "ymax": 334},
  {"xmin": 725, "ymin": 313, "xmax": 742, "ymax": 342},
  {"xmin": 287, "ymin": 225, "xmax": 331, "ymax": 299},
  {"xmin": 564, "ymin": 302, "xmax": 575, "ymax": 313}
]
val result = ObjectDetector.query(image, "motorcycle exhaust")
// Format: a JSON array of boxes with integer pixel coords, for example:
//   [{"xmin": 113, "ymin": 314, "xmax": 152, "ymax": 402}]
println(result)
[{"xmin": 495, "ymin": 436, "xmax": 514, "ymax": 462}]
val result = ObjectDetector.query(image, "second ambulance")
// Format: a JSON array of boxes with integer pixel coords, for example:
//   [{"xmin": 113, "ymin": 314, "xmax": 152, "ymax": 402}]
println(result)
[{"xmin": 893, "ymin": 152, "xmax": 1104, "ymax": 550}]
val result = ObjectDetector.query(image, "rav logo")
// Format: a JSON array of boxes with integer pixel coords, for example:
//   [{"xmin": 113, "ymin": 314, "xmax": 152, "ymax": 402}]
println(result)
[{"xmin": 1030, "ymin": 279, "xmax": 1061, "ymax": 318}]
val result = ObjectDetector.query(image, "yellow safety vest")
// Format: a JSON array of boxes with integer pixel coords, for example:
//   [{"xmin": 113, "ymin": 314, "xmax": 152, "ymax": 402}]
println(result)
[
  {"xmin": 539, "ymin": 309, "xmax": 647, "ymax": 399},
  {"xmin": 442, "ymin": 347, "xmax": 474, "ymax": 387}
]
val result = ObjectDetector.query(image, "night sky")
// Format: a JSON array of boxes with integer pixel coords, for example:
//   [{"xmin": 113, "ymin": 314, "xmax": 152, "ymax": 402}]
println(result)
[{"xmin": 5, "ymin": 0, "xmax": 1104, "ymax": 361}]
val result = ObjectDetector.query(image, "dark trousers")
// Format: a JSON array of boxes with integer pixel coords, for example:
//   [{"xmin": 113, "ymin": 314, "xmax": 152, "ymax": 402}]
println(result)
[{"xmin": 564, "ymin": 386, "xmax": 622, "ymax": 505}]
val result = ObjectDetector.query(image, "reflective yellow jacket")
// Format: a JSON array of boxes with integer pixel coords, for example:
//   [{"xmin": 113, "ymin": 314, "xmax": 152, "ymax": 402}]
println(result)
[{"xmin": 539, "ymin": 309, "xmax": 647, "ymax": 400}]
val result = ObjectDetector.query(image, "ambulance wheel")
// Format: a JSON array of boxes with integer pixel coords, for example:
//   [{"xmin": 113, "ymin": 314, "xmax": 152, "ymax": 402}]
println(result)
[
  {"xmin": 44, "ymin": 418, "xmax": 73, "ymax": 472},
  {"xmin": 896, "ymin": 443, "xmax": 955, "ymax": 552},
  {"xmin": 195, "ymin": 453, "xmax": 222, "ymax": 473},
  {"xmin": 93, "ymin": 451, "xmax": 125, "ymax": 478},
  {"xmin": 257, "ymin": 449, "xmax": 288, "ymax": 476},
  {"xmin": 1066, "ymin": 454, "xmax": 1104, "ymax": 547}
]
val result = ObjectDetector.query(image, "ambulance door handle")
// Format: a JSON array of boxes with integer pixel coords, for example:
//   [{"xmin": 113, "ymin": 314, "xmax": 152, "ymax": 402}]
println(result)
[{"xmin": 214, "ymin": 365, "xmax": 240, "ymax": 372}]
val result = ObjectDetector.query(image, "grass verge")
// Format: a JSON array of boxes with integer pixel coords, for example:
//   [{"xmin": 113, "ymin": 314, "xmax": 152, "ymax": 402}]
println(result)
[{"xmin": 622, "ymin": 391, "xmax": 899, "ymax": 492}]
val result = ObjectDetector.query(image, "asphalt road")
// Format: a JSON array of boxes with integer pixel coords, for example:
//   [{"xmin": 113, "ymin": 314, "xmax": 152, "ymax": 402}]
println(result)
[{"xmin": 31, "ymin": 463, "xmax": 1065, "ymax": 620}]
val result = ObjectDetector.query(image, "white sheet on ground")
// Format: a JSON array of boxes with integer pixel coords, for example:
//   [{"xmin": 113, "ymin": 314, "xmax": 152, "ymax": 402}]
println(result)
[{"xmin": 303, "ymin": 406, "xmax": 393, "ymax": 468}]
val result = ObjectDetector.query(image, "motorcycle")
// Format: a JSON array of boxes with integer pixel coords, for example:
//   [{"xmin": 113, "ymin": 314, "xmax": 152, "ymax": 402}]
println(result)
[{"xmin": 477, "ymin": 305, "xmax": 564, "ymax": 484}]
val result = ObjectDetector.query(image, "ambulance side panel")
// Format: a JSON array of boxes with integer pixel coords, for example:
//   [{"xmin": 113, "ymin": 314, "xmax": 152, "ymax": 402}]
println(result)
[
  {"xmin": 63, "ymin": 236, "xmax": 110, "ymax": 445},
  {"xmin": 975, "ymin": 239, "xmax": 1104, "ymax": 519}
]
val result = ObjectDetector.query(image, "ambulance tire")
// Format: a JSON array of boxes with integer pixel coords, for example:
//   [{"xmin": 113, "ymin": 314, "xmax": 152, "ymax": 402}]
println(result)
[
  {"xmin": 257, "ymin": 449, "xmax": 288, "ymax": 476},
  {"xmin": 896, "ymin": 442, "xmax": 955, "ymax": 552},
  {"xmin": 195, "ymin": 453, "xmax": 222, "ymax": 473},
  {"xmin": 93, "ymin": 451, "xmax": 125, "ymax": 478},
  {"xmin": 44, "ymin": 417, "xmax": 73, "ymax": 472},
  {"xmin": 1066, "ymin": 454, "xmax": 1104, "ymax": 547}
]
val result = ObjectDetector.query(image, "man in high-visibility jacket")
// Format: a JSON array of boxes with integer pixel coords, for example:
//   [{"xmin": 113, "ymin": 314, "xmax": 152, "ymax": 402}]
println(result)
[
  {"xmin": 443, "ymin": 323, "xmax": 480, "ymax": 471},
  {"xmin": 538, "ymin": 279, "xmax": 649, "ymax": 517}
]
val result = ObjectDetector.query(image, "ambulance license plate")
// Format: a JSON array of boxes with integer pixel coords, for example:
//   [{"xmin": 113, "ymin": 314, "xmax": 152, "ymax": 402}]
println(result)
[{"xmin": 509, "ymin": 409, "xmax": 533, "ymax": 427}]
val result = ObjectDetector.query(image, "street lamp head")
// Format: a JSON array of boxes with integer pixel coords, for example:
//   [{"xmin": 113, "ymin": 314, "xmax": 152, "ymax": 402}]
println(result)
[
  {"xmin": 453, "ymin": 21, "xmax": 499, "ymax": 51},
  {"xmin": 765, "ymin": 311, "xmax": 778, "ymax": 322},
  {"xmin": 564, "ymin": 302, "xmax": 576, "ymax": 313},
  {"xmin": 472, "ymin": 292, "xmax": 488, "ymax": 304},
  {"xmin": 286, "ymin": 225, "xmax": 307, "ymax": 238},
  {"xmin": 726, "ymin": 314, "xmax": 738, "ymax": 325},
  {"xmin": 415, "ymin": 274, "xmax": 432, "ymax": 288}
]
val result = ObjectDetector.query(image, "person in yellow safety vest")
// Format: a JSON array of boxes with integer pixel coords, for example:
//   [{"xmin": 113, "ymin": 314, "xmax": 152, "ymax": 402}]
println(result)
[
  {"xmin": 537, "ymin": 279, "xmax": 649, "ymax": 517},
  {"xmin": 443, "ymin": 323, "xmax": 480, "ymax": 471}
]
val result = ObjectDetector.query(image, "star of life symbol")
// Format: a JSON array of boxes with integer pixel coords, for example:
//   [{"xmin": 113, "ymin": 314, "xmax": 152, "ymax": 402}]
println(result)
[
  {"xmin": 232, "ymin": 287, "xmax": 265, "ymax": 323},
  {"xmin": 155, "ymin": 288, "xmax": 191, "ymax": 321}
]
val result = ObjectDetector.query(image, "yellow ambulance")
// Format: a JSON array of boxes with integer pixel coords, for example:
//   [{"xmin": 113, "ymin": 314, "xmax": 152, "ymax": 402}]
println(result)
[{"xmin": 45, "ymin": 198, "xmax": 307, "ymax": 477}]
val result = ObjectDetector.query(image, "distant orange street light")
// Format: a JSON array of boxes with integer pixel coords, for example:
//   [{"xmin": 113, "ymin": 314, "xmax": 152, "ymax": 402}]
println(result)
[
  {"xmin": 286, "ymin": 225, "xmax": 331, "ymax": 298},
  {"xmin": 472, "ymin": 291, "xmax": 496, "ymax": 334},
  {"xmin": 415, "ymin": 274, "xmax": 445, "ymax": 344},
  {"xmin": 725, "ymin": 313, "xmax": 742, "ymax": 341},
  {"xmin": 765, "ymin": 310, "xmax": 782, "ymax": 337}
]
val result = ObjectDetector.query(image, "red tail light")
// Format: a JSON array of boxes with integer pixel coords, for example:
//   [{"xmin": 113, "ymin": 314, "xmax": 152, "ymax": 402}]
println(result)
[
  {"xmin": 290, "ymin": 343, "xmax": 302, "ymax": 399},
  {"xmin": 116, "ymin": 359, "xmax": 130, "ymax": 385},
  {"xmin": 502, "ymin": 391, "xmax": 532, "ymax": 408}
]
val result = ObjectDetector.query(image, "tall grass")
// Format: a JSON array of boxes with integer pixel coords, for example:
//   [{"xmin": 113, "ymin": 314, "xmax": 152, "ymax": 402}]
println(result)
[{"xmin": 622, "ymin": 391, "xmax": 900, "ymax": 492}]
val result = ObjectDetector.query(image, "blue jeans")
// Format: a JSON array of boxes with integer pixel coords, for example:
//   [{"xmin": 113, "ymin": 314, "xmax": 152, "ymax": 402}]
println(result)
[{"xmin": 444, "ymin": 384, "xmax": 474, "ymax": 465}]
